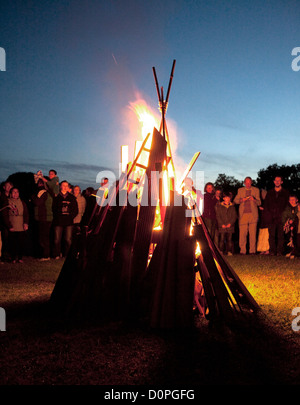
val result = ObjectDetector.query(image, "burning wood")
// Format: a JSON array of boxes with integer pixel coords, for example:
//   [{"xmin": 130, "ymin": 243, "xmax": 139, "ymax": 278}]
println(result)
[{"xmin": 50, "ymin": 60, "xmax": 260, "ymax": 328}]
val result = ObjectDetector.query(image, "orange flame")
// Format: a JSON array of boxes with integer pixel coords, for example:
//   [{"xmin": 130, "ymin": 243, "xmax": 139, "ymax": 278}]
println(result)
[{"xmin": 129, "ymin": 100, "xmax": 159, "ymax": 146}]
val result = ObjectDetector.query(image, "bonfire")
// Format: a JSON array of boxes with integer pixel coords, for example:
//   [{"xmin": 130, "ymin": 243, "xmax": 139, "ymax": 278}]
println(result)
[{"xmin": 50, "ymin": 61, "xmax": 259, "ymax": 328}]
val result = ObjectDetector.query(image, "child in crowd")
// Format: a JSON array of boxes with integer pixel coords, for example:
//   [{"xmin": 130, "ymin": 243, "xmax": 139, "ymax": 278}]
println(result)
[{"xmin": 215, "ymin": 191, "xmax": 237, "ymax": 255}]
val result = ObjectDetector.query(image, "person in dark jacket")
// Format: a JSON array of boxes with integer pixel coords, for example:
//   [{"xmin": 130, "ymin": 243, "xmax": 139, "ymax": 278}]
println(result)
[
  {"xmin": 215, "ymin": 191, "xmax": 237, "ymax": 255},
  {"xmin": 263, "ymin": 176, "xmax": 289, "ymax": 255},
  {"xmin": 52, "ymin": 180, "xmax": 78, "ymax": 259},
  {"xmin": 202, "ymin": 182, "xmax": 218, "ymax": 243},
  {"xmin": 32, "ymin": 179, "xmax": 53, "ymax": 260}
]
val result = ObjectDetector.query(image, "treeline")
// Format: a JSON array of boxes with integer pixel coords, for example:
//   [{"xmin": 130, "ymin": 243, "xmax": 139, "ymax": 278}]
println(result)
[
  {"xmin": 214, "ymin": 163, "xmax": 300, "ymax": 196},
  {"xmin": 1, "ymin": 162, "xmax": 300, "ymax": 202}
]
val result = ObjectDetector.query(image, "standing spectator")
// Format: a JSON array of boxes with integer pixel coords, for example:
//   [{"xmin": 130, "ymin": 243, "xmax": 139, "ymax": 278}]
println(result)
[
  {"xmin": 0, "ymin": 181, "xmax": 13, "ymax": 262},
  {"xmin": 263, "ymin": 176, "xmax": 289, "ymax": 256},
  {"xmin": 282, "ymin": 195, "xmax": 299, "ymax": 259},
  {"xmin": 32, "ymin": 179, "xmax": 53, "ymax": 261},
  {"xmin": 215, "ymin": 188, "xmax": 222, "ymax": 202},
  {"xmin": 234, "ymin": 177, "xmax": 261, "ymax": 254},
  {"xmin": 42, "ymin": 169, "xmax": 60, "ymax": 197},
  {"xmin": 3, "ymin": 187, "xmax": 29, "ymax": 263},
  {"xmin": 202, "ymin": 182, "xmax": 218, "ymax": 243},
  {"xmin": 214, "ymin": 188, "xmax": 223, "ymax": 247},
  {"xmin": 52, "ymin": 181, "xmax": 78, "ymax": 259},
  {"xmin": 215, "ymin": 191, "xmax": 237, "ymax": 255},
  {"xmin": 73, "ymin": 185, "xmax": 86, "ymax": 225},
  {"xmin": 257, "ymin": 189, "xmax": 270, "ymax": 255}
]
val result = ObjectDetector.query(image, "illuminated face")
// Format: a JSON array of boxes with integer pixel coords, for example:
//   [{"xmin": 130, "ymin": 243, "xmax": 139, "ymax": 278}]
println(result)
[
  {"xmin": 223, "ymin": 196, "xmax": 231, "ymax": 205},
  {"xmin": 274, "ymin": 177, "xmax": 283, "ymax": 188},
  {"xmin": 11, "ymin": 188, "xmax": 19, "ymax": 199},
  {"xmin": 73, "ymin": 186, "xmax": 80, "ymax": 197},
  {"xmin": 289, "ymin": 196, "xmax": 298, "ymax": 207},
  {"xmin": 244, "ymin": 178, "xmax": 252, "ymax": 188},
  {"xmin": 206, "ymin": 184, "xmax": 214, "ymax": 193},
  {"xmin": 60, "ymin": 182, "xmax": 69, "ymax": 194},
  {"xmin": 4, "ymin": 182, "xmax": 13, "ymax": 194}
]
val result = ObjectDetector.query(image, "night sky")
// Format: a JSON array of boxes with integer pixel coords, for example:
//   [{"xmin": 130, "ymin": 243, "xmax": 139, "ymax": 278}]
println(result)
[{"xmin": 1, "ymin": 0, "xmax": 300, "ymax": 191}]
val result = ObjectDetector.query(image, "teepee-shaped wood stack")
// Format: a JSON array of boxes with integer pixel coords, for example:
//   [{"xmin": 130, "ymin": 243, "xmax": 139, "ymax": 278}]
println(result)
[{"xmin": 50, "ymin": 61, "xmax": 259, "ymax": 328}]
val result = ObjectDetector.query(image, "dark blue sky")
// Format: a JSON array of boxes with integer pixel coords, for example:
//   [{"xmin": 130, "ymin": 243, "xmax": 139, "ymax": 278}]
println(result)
[{"xmin": 1, "ymin": 0, "xmax": 300, "ymax": 190}]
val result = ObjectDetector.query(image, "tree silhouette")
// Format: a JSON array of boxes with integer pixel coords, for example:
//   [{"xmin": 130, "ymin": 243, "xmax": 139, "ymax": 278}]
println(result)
[
  {"xmin": 256, "ymin": 163, "xmax": 300, "ymax": 196},
  {"xmin": 6, "ymin": 172, "xmax": 36, "ymax": 202},
  {"xmin": 214, "ymin": 173, "xmax": 243, "ymax": 195}
]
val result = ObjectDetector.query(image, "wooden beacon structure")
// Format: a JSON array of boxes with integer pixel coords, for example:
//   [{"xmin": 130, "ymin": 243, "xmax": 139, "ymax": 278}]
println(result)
[{"xmin": 50, "ymin": 60, "xmax": 259, "ymax": 328}]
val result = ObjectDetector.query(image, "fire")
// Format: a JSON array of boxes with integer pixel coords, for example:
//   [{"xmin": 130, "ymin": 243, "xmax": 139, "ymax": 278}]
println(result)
[
  {"xmin": 121, "ymin": 99, "xmax": 173, "ymax": 237},
  {"xmin": 195, "ymin": 241, "xmax": 201, "ymax": 258},
  {"xmin": 125, "ymin": 100, "xmax": 159, "ymax": 181},
  {"xmin": 136, "ymin": 107, "xmax": 157, "ymax": 140},
  {"xmin": 129, "ymin": 100, "xmax": 159, "ymax": 148},
  {"xmin": 122, "ymin": 98, "xmax": 199, "ymax": 237}
]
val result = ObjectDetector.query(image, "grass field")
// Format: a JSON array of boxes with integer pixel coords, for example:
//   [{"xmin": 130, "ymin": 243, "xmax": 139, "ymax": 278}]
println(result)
[{"xmin": 0, "ymin": 255, "xmax": 299, "ymax": 385}]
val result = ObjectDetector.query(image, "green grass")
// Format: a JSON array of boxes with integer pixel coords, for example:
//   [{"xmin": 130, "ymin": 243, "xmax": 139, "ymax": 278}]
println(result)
[
  {"xmin": 228, "ymin": 255, "xmax": 300, "ymax": 333},
  {"xmin": 0, "ymin": 255, "xmax": 299, "ymax": 385}
]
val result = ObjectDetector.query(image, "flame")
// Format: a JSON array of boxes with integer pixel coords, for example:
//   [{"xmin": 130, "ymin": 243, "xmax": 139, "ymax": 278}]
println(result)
[
  {"xmin": 136, "ymin": 107, "xmax": 157, "ymax": 140},
  {"xmin": 128, "ymin": 100, "xmax": 159, "ymax": 175},
  {"xmin": 129, "ymin": 100, "xmax": 159, "ymax": 147},
  {"xmin": 195, "ymin": 241, "xmax": 201, "ymax": 258}
]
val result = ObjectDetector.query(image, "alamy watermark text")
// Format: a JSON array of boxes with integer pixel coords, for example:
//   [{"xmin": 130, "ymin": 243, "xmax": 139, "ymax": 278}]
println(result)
[
  {"xmin": 0, "ymin": 47, "xmax": 6, "ymax": 71},
  {"xmin": 291, "ymin": 47, "xmax": 300, "ymax": 71}
]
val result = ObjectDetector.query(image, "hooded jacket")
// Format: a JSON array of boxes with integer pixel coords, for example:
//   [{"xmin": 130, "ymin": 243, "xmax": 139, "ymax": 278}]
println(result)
[
  {"xmin": 52, "ymin": 192, "xmax": 78, "ymax": 227},
  {"xmin": 215, "ymin": 202, "xmax": 238, "ymax": 233}
]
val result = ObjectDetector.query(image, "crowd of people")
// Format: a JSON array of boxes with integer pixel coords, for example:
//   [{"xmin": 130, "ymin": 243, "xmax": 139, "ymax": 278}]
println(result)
[
  {"xmin": 0, "ymin": 169, "xmax": 109, "ymax": 263},
  {"xmin": 0, "ymin": 169, "xmax": 299, "ymax": 263},
  {"xmin": 202, "ymin": 175, "xmax": 300, "ymax": 259}
]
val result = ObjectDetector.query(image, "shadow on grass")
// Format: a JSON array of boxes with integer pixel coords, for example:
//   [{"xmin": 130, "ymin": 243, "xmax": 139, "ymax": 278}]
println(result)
[{"xmin": 2, "ymin": 299, "xmax": 298, "ymax": 385}]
